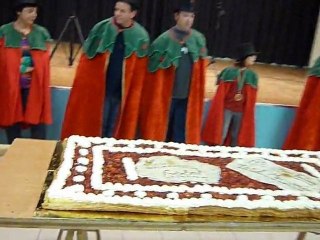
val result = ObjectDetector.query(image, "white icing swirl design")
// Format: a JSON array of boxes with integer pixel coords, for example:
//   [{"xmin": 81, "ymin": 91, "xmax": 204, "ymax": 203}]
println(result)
[
  {"xmin": 103, "ymin": 190, "xmax": 115, "ymax": 197},
  {"xmin": 73, "ymin": 175, "xmax": 85, "ymax": 182},
  {"xmin": 134, "ymin": 191, "xmax": 147, "ymax": 199},
  {"xmin": 122, "ymin": 157, "xmax": 138, "ymax": 181},
  {"xmin": 301, "ymin": 163, "xmax": 320, "ymax": 178},
  {"xmin": 79, "ymin": 149, "xmax": 89, "ymax": 156},
  {"xmin": 201, "ymin": 193, "xmax": 213, "ymax": 199},
  {"xmin": 75, "ymin": 166, "xmax": 87, "ymax": 173},
  {"xmin": 167, "ymin": 192, "xmax": 180, "ymax": 199},
  {"xmin": 77, "ymin": 157, "xmax": 89, "ymax": 165}
]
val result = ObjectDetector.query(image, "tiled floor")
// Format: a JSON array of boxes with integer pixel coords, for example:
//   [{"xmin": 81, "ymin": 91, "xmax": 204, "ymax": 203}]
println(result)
[{"xmin": 0, "ymin": 229, "xmax": 319, "ymax": 240}]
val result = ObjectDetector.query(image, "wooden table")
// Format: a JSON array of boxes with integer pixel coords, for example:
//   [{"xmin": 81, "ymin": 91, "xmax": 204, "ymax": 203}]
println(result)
[
  {"xmin": 0, "ymin": 139, "xmax": 319, "ymax": 240},
  {"xmin": 0, "ymin": 144, "xmax": 9, "ymax": 157}
]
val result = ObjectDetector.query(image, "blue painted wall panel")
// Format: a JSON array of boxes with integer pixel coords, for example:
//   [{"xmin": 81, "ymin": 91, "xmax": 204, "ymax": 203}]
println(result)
[
  {"xmin": 0, "ymin": 88, "xmax": 297, "ymax": 150},
  {"xmin": 255, "ymin": 104, "xmax": 296, "ymax": 149},
  {"xmin": 46, "ymin": 88, "xmax": 70, "ymax": 140}
]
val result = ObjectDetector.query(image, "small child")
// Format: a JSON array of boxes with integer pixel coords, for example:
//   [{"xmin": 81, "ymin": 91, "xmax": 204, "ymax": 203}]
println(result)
[{"xmin": 202, "ymin": 43, "xmax": 259, "ymax": 147}]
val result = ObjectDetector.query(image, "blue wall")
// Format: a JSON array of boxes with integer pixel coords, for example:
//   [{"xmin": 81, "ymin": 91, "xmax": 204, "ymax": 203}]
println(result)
[
  {"xmin": 255, "ymin": 104, "xmax": 296, "ymax": 149},
  {"xmin": 47, "ymin": 87, "xmax": 71, "ymax": 140},
  {"xmin": 0, "ymin": 87, "xmax": 70, "ymax": 144},
  {"xmin": 0, "ymin": 87, "xmax": 297, "ymax": 149}
]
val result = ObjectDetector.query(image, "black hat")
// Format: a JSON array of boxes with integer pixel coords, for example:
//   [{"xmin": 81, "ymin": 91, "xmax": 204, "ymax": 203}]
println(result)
[
  {"xmin": 237, "ymin": 42, "xmax": 259, "ymax": 61},
  {"xmin": 174, "ymin": 0, "xmax": 195, "ymax": 13},
  {"xmin": 14, "ymin": 0, "xmax": 38, "ymax": 11},
  {"xmin": 118, "ymin": 0, "xmax": 140, "ymax": 11}
]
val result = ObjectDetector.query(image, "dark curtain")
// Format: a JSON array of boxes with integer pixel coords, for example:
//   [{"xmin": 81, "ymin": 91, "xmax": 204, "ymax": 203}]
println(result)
[
  {"xmin": 195, "ymin": 0, "xmax": 319, "ymax": 66},
  {"xmin": 0, "ymin": 0, "xmax": 319, "ymax": 66}
]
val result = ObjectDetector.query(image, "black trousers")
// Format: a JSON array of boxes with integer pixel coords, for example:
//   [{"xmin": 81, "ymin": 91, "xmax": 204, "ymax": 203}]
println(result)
[
  {"xmin": 102, "ymin": 96, "xmax": 121, "ymax": 138},
  {"xmin": 5, "ymin": 88, "xmax": 46, "ymax": 144},
  {"xmin": 166, "ymin": 98, "xmax": 188, "ymax": 143}
]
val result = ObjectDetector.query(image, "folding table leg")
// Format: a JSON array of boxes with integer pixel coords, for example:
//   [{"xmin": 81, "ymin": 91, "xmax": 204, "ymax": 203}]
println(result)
[
  {"xmin": 57, "ymin": 229, "xmax": 101, "ymax": 240},
  {"xmin": 76, "ymin": 230, "xmax": 88, "ymax": 240},
  {"xmin": 296, "ymin": 232, "xmax": 307, "ymax": 240}
]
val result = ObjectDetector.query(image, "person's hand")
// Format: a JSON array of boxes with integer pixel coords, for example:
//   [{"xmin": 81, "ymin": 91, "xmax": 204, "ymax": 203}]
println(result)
[
  {"xmin": 25, "ymin": 67, "xmax": 34, "ymax": 73},
  {"xmin": 20, "ymin": 57, "xmax": 34, "ymax": 73}
]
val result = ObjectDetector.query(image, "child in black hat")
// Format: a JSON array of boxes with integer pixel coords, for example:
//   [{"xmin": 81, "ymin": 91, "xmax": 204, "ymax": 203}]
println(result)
[
  {"xmin": 202, "ymin": 42, "xmax": 259, "ymax": 147},
  {"xmin": 174, "ymin": 0, "xmax": 195, "ymax": 13},
  {"xmin": 0, "ymin": 0, "xmax": 52, "ymax": 144}
]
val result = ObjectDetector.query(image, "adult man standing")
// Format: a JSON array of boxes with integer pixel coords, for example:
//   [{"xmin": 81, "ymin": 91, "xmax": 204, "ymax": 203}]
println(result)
[
  {"xmin": 61, "ymin": 0, "xmax": 149, "ymax": 139},
  {"xmin": 283, "ymin": 57, "xmax": 320, "ymax": 151},
  {"xmin": 139, "ymin": 0, "xmax": 208, "ymax": 144}
]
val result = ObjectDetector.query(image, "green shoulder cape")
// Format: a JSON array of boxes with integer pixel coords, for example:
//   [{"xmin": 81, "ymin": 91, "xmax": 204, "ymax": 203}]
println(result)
[
  {"xmin": 0, "ymin": 22, "xmax": 51, "ymax": 50},
  {"xmin": 308, "ymin": 57, "xmax": 320, "ymax": 77},
  {"xmin": 148, "ymin": 28, "xmax": 207, "ymax": 72},
  {"xmin": 83, "ymin": 18, "xmax": 149, "ymax": 59},
  {"xmin": 218, "ymin": 66, "xmax": 258, "ymax": 88}
]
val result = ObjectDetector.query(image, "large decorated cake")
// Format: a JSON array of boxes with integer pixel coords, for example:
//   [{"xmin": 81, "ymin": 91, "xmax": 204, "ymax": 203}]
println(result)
[{"xmin": 43, "ymin": 135, "xmax": 320, "ymax": 218}]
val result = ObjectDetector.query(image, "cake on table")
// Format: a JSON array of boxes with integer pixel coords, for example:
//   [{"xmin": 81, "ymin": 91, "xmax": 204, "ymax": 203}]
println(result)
[{"xmin": 43, "ymin": 135, "xmax": 320, "ymax": 218}]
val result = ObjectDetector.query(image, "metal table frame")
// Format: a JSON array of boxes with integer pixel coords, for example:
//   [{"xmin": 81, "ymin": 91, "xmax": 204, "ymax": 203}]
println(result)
[{"xmin": 0, "ymin": 216, "xmax": 319, "ymax": 240}]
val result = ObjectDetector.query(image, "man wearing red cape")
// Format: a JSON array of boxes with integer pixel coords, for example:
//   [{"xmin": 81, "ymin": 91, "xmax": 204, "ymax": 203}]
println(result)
[
  {"xmin": 139, "ymin": 0, "xmax": 208, "ymax": 144},
  {"xmin": 61, "ymin": 0, "xmax": 149, "ymax": 140},
  {"xmin": 283, "ymin": 57, "xmax": 320, "ymax": 151}
]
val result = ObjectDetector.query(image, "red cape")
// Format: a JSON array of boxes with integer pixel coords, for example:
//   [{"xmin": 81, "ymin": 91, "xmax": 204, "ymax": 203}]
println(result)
[
  {"xmin": 61, "ymin": 53, "xmax": 147, "ymax": 140},
  {"xmin": 202, "ymin": 83, "xmax": 257, "ymax": 147},
  {"xmin": 283, "ymin": 75, "xmax": 320, "ymax": 150},
  {"xmin": 0, "ymin": 39, "xmax": 51, "ymax": 127},
  {"xmin": 139, "ymin": 60, "xmax": 206, "ymax": 144}
]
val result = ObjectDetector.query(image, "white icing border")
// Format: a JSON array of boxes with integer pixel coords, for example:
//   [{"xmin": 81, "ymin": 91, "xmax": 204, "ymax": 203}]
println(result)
[
  {"xmin": 122, "ymin": 157, "xmax": 138, "ymax": 181},
  {"xmin": 46, "ymin": 135, "xmax": 320, "ymax": 211}
]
